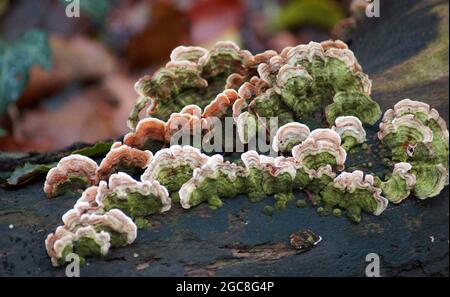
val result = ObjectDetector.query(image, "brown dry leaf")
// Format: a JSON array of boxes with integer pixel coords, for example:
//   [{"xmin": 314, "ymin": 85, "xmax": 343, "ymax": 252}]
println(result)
[
  {"xmin": 18, "ymin": 35, "xmax": 118, "ymax": 109},
  {"xmin": 125, "ymin": 1, "xmax": 190, "ymax": 68},
  {"xmin": 3, "ymin": 72, "xmax": 138, "ymax": 152}
]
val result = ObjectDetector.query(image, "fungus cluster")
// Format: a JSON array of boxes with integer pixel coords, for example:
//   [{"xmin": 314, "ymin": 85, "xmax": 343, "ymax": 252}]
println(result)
[
  {"xmin": 43, "ymin": 41, "xmax": 448, "ymax": 267},
  {"xmin": 378, "ymin": 99, "xmax": 449, "ymax": 199},
  {"xmin": 128, "ymin": 42, "xmax": 276, "ymax": 128},
  {"xmin": 320, "ymin": 170, "xmax": 388, "ymax": 223},
  {"xmin": 124, "ymin": 90, "xmax": 239, "ymax": 150},
  {"xmin": 231, "ymin": 40, "xmax": 380, "ymax": 143},
  {"xmin": 46, "ymin": 184, "xmax": 137, "ymax": 266}
]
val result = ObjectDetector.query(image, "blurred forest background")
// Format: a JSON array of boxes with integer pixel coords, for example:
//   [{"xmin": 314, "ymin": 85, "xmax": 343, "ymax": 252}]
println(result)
[{"xmin": 0, "ymin": 0, "xmax": 368, "ymax": 153}]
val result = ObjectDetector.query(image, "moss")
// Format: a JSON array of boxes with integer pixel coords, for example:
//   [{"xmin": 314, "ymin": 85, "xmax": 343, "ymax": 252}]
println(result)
[
  {"xmin": 54, "ymin": 175, "xmax": 91, "ymax": 197},
  {"xmin": 332, "ymin": 208, "xmax": 342, "ymax": 217},
  {"xmin": 208, "ymin": 195, "xmax": 223, "ymax": 210},
  {"xmin": 59, "ymin": 244, "xmax": 75, "ymax": 266},
  {"xmin": 246, "ymin": 168, "xmax": 267, "ymax": 202},
  {"xmin": 305, "ymin": 172, "xmax": 334, "ymax": 194},
  {"xmin": 262, "ymin": 205, "xmax": 275, "ymax": 217},
  {"xmin": 316, "ymin": 206, "xmax": 325, "ymax": 215},
  {"xmin": 341, "ymin": 136, "xmax": 358, "ymax": 152},
  {"xmin": 296, "ymin": 199, "xmax": 307, "ymax": 208},
  {"xmin": 102, "ymin": 192, "xmax": 163, "ymax": 222},
  {"xmin": 155, "ymin": 164, "xmax": 194, "ymax": 193},
  {"xmin": 320, "ymin": 185, "xmax": 379, "ymax": 223},
  {"xmin": 274, "ymin": 192, "xmax": 294, "ymax": 210},
  {"xmin": 293, "ymin": 168, "xmax": 313, "ymax": 189},
  {"xmin": 262, "ymin": 172, "xmax": 294, "ymax": 196},
  {"xmin": 95, "ymin": 226, "xmax": 128, "ymax": 247},
  {"xmin": 134, "ymin": 217, "xmax": 151, "ymax": 229},
  {"xmin": 71, "ymin": 237, "xmax": 102, "ymax": 265},
  {"xmin": 171, "ymin": 192, "xmax": 180, "ymax": 204},
  {"xmin": 301, "ymin": 152, "xmax": 337, "ymax": 170}
]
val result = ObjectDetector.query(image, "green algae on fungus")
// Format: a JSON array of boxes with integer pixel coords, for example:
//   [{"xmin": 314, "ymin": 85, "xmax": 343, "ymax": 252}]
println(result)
[
  {"xmin": 378, "ymin": 99, "xmax": 449, "ymax": 199},
  {"xmin": 128, "ymin": 41, "xmax": 269, "ymax": 128},
  {"xmin": 332, "ymin": 116, "xmax": 366, "ymax": 151},
  {"xmin": 412, "ymin": 164, "xmax": 448, "ymax": 200},
  {"xmin": 242, "ymin": 151, "xmax": 297, "ymax": 202},
  {"xmin": 179, "ymin": 155, "xmax": 248, "ymax": 210},
  {"xmin": 62, "ymin": 208, "xmax": 137, "ymax": 248},
  {"xmin": 233, "ymin": 40, "xmax": 378, "ymax": 143},
  {"xmin": 141, "ymin": 145, "xmax": 209, "ymax": 200},
  {"xmin": 96, "ymin": 142, "xmax": 153, "ymax": 181},
  {"xmin": 96, "ymin": 172, "xmax": 170, "ymax": 223},
  {"xmin": 376, "ymin": 162, "xmax": 417, "ymax": 204},
  {"xmin": 46, "ymin": 206, "xmax": 138, "ymax": 266},
  {"xmin": 320, "ymin": 170, "xmax": 388, "ymax": 223},
  {"xmin": 291, "ymin": 128, "xmax": 347, "ymax": 171},
  {"xmin": 44, "ymin": 155, "xmax": 98, "ymax": 198},
  {"xmin": 297, "ymin": 165, "xmax": 336, "ymax": 193},
  {"xmin": 272, "ymin": 122, "xmax": 310, "ymax": 153},
  {"xmin": 45, "ymin": 225, "xmax": 111, "ymax": 267},
  {"xmin": 125, "ymin": 90, "xmax": 240, "ymax": 150},
  {"xmin": 325, "ymin": 91, "xmax": 382, "ymax": 125}
]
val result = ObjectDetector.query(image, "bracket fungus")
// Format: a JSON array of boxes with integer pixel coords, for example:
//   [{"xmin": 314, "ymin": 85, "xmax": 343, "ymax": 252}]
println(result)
[
  {"xmin": 128, "ymin": 41, "xmax": 268, "ymax": 128},
  {"xmin": 141, "ymin": 145, "xmax": 209, "ymax": 202},
  {"xmin": 291, "ymin": 129, "xmax": 347, "ymax": 171},
  {"xmin": 376, "ymin": 162, "xmax": 417, "ymax": 204},
  {"xmin": 125, "ymin": 90, "xmax": 239, "ymax": 150},
  {"xmin": 378, "ymin": 99, "xmax": 449, "ymax": 199},
  {"xmin": 96, "ymin": 172, "xmax": 171, "ymax": 226},
  {"xmin": 41, "ymin": 41, "xmax": 449, "ymax": 267},
  {"xmin": 320, "ymin": 170, "xmax": 389, "ymax": 223},
  {"xmin": 46, "ymin": 208, "xmax": 137, "ymax": 267},
  {"xmin": 96, "ymin": 142, "xmax": 153, "ymax": 181},
  {"xmin": 332, "ymin": 116, "xmax": 366, "ymax": 151},
  {"xmin": 242, "ymin": 151, "xmax": 297, "ymax": 204},
  {"xmin": 272, "ymin": 122, "xmax": 311, "ymax": 153},
  {"xmin": 179, "ymin": 155, "xmax": 248, "ymax": 210},
  {"xmin": 233, "ymin": 40, "xmax": 379, "ymax": 143},
  {"xmin": 45, "ymin": 225, "xmax": 111, "ymax": 267},
  {"xmin": 325, "ymin": 91, "xmax": 382, "ymax": 125},
  {"xmin": 44, "ymin": 155, "xmax": 98, "ymax": 198}
]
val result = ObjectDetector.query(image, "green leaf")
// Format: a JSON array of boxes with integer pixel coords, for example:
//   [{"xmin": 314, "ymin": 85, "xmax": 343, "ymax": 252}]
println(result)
[
  {"xmin": 72, "ymin": 141, "xmax": 113, "ymax": 157},
  {"xmin": 6, "ymin": 162, "xmax": 56, "ymax": 186},
  {"xmin": 0, "ymin": 30, "xmax": 52, "ymax": 114}
]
